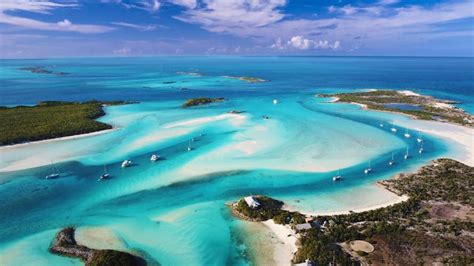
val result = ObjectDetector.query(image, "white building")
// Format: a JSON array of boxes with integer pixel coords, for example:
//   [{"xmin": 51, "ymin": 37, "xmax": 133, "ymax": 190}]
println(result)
[{"xmin": 244, "ymin": 196, "xmax": 260, "ymax": 208}]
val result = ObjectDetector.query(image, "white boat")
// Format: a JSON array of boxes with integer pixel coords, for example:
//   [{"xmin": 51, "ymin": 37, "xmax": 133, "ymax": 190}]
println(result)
[
  {"xmin": 390, "ymin": 122, "xmax": 397, "ymax": 132},
  {"xmin": 332, "ymin": 169, "xmax": 342, "ymax": 181},
  {"xmin": 150, "ymin": 154, "xmax": 160, "ymax": 161},
  {"xmin": 416, "ymin": 131, "xmax": 423, "ymax": 143},
  {"xmin": 121, "ymin": 160, "xmax": 132, "ymax": 168},
  {"xmin": 98, "ymin": 165, "xmax": 110, "ymax": 181},
  {"xmin": 389, "ymin": 152, "xmax": 395, "ymax": 166},
  {"xmin": 364, "ymin": 160, "xmax": 372, "ymax": 174},
  {"xmin": 187, "ymin": 140, "xmax": 192, "ymax": 151},
  {"xmin": 418, "ymin": 142, "xmax": 424, "ymax": 154},
  {"xmin": 273, "ymin": 99, "xmax": 278, "ymax": 104},
  {"xmin": 404, "ymin": 128, "xmax": 411, "ymax": 138},
  {"xmin": 404, "ymin": 146, "xmax": 409, "ymax": 160},
  {"xmin": 45, "ymin": 161, "xmax": 60, "ymax": 179},
  {"xmin": 379, "ymin": 122, "xmax": 384, "ymax": 127}
]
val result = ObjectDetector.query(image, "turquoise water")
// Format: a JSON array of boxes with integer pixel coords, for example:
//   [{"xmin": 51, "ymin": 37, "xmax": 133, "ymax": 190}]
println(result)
[{"xmin": 0, "ymin": 57, "xmax": 471, "ymax": 265}]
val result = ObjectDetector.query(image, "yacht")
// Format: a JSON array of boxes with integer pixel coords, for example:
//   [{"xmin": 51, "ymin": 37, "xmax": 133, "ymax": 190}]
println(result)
[
  {"xmin": 45, "ymin": 161, "xmax": 60, "ymax": 179},
  {"xmin": 364, "ymin": 160, "xmax": 372, "ymax": 174},
  {"xmin": 98, "ymin": 165, "xmax": 110, "ymax": 181},
  {"xmin": 379, "ymin": 122, "xmax": 384, "ymax": 127},
  {"xmin": 418, "ymin": 142, "xmax": 424, "ymax": 154},
  {"xmin": 150, "ymin": 154, "xmax": 160, "ymax": 161},
  {"xmin": 332, "ymin": 169, "xmax": 342, "ymax": 181},
  {"xmin": 273, "ymin": 99, "xmax": 278, "ymax": 104},
  {"xmin": 389, "ymin": 152, "xmax": 395, "ymax": 166},
  {"xmin": 404, "ymin": 146, "xmax": 409, "ymax": 160},
  {"xmin": 121, "ymin": 160, "xmax": 132, "ymax": 168},
  {"xmin": 404, "ymin": 128, "xmax": 411, "ymax": 138}
]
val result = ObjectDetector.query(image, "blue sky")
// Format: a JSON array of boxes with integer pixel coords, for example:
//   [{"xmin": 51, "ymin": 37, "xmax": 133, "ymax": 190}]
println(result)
[{"xmin": 0, "ymin": 0, "xmax": 473, "ymax": 58}]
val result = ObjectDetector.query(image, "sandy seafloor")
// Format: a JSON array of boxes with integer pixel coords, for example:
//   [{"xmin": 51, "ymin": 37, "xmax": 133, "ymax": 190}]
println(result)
[{"xmin": 0, "ymin": 57, "xmax": 473, "ymax": 265}]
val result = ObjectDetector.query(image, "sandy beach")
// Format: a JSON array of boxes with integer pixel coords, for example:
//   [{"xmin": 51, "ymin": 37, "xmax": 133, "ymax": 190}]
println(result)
[
  {"xmin": 261, "ymin": 220, "xmax": 297, "ymax": 266},
  {"xmin": 0, "ymin": 128, "xmax": 117, "ymax": 151}
]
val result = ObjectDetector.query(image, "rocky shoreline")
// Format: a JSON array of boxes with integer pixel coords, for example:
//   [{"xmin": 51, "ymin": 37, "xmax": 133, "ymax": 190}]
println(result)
[{"xmin": 49, "ymin": 227, "xmax": 147, "ymax": 266}]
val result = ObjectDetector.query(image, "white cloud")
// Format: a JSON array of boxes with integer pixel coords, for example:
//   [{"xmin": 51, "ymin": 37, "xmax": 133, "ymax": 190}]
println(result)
[
  {"xmin": 113, "ymin": 47, "xmax": 131, "ymax": 55},
  {"xmin": 0, "ymin": 1, "xmax": 113, "ymax": 33},
  {"xmin": 111, "ymin": 22, "xmax": 158, "ymax": 31},
  {"xmin": 288, "ymin": 35, "xmax": 313, "ymax": 49},
  {"xmin": 169, "ymin": 0, "xmax": 197, "ymax": 9},
  {"xmin": 271, "ymin": 36, "xmax": 341, "ymax": 50},
  {"xmin": 270, "ymin": 37, "xmax": 285, "ymax": 49},
  {"xmin": 175, "ymin": 0, "xmax": 287, "ymax": 33}
]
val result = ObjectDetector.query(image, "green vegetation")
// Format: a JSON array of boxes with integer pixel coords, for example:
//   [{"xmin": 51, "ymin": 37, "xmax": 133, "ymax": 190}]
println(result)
[
  {"xmin": 320, "ymin": 90, "xmax": 473, "ymax": 127},
  {"xmin": 182, "ymin": 97, "xmax": 224, "ymax": 108},
  {"xmin": 0, "ymin": 100, "xmax": 130, "ymax": 146},
  {"xmin": 232, "ymin": 196, "xmax": 305, "ymax": 224},
  {"xmin": 89, "ymin": 250, "xmax": 146, "ymax": 266},
  {"xmin": 233, "ymin": 159, "xmax": 474, "ymax": 265}
]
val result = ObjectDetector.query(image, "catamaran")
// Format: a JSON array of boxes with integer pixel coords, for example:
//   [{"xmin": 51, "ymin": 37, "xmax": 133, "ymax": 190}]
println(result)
[
  {"xmin": 98, "ymin": 165, "xmax": 110, "ymax": 181},
  {"xmin": 121, "ymin": 160, "xmax": 132, "ymax": 168},
  {"xmin": 332, "ymin": 169, "xmax": 342, "ymax": 181},
  {"xmin": 150, "ymin": 154, "xmax": 160, "ymax": 161},
  {"xmin": 45, "ymin": 161, "xmax": 60, "ymax": 179},
  {"xmin": 404, "ymin": 146, "xmax": 409, "ymax": 160},
  {"xmin": 404, "ymin": 128, "xmax": 411, "ymax": 138},
  {"xmin": 391, "ymin": 122, "xmax": 397, "ymax": 133},
  {"xmin": 389, "ymin": 152, "xmax": 395, "ymax": 166},
  {"xmin": 364, "ymin": 160, "xmax": 372, "ymax": 174}
]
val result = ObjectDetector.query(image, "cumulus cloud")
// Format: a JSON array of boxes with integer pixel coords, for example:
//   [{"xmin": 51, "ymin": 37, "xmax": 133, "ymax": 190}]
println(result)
[
  {"xmin": 0, "ymin": 1, "xmax": 113, "ymax": 33},
  {"xmin": 175, "ymin": 0, "xmax": 286, "ymax": 33},
  {"xmin": 288, "ymin": 36, "xmax": 313, "ymax": 50},
  {"xmin": 271, "ymin": 36, "xmax": 341, "ymax": 50}
]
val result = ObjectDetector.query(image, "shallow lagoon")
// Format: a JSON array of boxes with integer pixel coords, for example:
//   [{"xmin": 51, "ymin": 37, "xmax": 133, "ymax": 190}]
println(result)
[{"xmin": 0, "ymin": 57, "xmax": 470, "ymax": 265}]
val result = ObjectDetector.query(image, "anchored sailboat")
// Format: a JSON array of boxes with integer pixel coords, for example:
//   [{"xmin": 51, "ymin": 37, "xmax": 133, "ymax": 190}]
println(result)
[
  {"xmin": 150, "ymin": 154, "xmax": 160, "ymax": 161},
  {"xmin": 419, "ymin": 142, "xmax": 424, "ymax": 154},
  {"xmin": 389, "ymin": 152, "xmax": 395, "ymax": 166},
  {"xmin": 333, "ymin": 169, "xmax": 342, "ymax": 181},
  {"xmin": 45, "ymin": 161, "xmax": 60, "ymax": 179},
  {"xmin": 416, "ymin": 130, "xmax": 423, "ymax": 143},
  {"xmin": 98, "ymin": 165, "xmax": 110, "ymax": 181},
  {"xmin": 404, "ymin": 146, "xmax": 409, "ymax": 160},
  {"xmin": 404, "ymin": 128, "xmax": 411, "ymax": 138},
  {"xmin": 187, "ymin": 140, "xmax": 193, "ymax": 151},
  {"xmin": 121, "ymin": 160, "xmax": 132, "ymax": 168},
  {"xmin": 391, "ymin": 122, "xmax": 397, "ymax": 133},
  {"xmin": 364, "ymin": 160, "xmax": 372, "ymax": 174}
]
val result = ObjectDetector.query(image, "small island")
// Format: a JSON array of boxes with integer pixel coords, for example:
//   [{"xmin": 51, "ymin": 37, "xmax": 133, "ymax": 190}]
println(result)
[
  {"xmin": 19, "ymin": 66, "xmax": 70, "ymax": 76},
  {"xmin": 231, "ymin": 159, "xmax": 473, "ymax": 265},
  {"xmin": 50, "ymin": 227, "xmax": 146, "ymax": 266},
  {"xmin": 319, "ymin": 90, "xmax": 473, "ymax": 127},
  {"xmin": 223, "ymin": 76, "xmax": 266, "ymax": 83},
  {"xmin": 182, "ymin": 97, "xmax": 225, "ymax": 108},
  {"xmin": 0, "ymin": 100, "xmax": 132, "ymax": 146}
]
